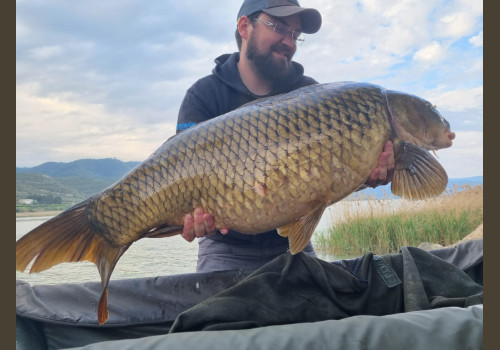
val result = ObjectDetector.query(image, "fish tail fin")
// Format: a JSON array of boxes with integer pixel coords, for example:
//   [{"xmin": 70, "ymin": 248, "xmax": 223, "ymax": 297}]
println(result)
[
  {"xmin": 391, "ymin": 141, "xmax": 448, "ymax": 200},
  {"xmin": 16, "ymin": 200, "xmax": 130, "ymax": 324}
]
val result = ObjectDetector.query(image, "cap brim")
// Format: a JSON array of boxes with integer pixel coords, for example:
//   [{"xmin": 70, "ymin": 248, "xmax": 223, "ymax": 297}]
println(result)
[{"xmin": 263, "ymin": 6, "xmax": 322, "ymax": 34}]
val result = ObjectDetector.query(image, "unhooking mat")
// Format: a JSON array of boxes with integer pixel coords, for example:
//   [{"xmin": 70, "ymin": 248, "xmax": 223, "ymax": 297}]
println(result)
[{"xmin": 16, "ymin": 239, "xmax": 483, "ymax": 350}]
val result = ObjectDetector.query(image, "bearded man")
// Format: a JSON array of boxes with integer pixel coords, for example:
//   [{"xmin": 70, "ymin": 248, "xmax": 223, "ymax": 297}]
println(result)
[{"xmin": 175, "ymin": 0, "xmax": 395, "ymax": 273}]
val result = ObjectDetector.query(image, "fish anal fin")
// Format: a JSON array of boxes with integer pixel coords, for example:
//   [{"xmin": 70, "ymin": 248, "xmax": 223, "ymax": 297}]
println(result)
[
  {"xmin": 278, "ymin": 204, "xmax": 327, "ymax": 254},
  {"xmin": 392, "ymin": 141, "xmax": 448, "ymax": 200}
]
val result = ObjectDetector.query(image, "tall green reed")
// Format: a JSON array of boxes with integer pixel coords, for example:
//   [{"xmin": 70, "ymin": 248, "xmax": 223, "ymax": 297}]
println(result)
[{"xmin": 314, "ymin": 185, "xmax": 483, "ymax": 258}]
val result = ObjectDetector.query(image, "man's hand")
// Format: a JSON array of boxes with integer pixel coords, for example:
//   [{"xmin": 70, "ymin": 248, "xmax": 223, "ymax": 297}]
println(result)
[
  {"xmin": 181, "ymin": 208, "xmax": 229, "ymax": 242},
  {"xmin": 363, "ymin": 140, "xmax": 395, "ymax": 188}
]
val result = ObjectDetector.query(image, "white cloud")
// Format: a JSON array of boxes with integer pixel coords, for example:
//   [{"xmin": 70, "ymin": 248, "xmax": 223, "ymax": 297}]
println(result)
[
  {"xmin": 469, "ymin": 30, "xmax": 483, "ymax": 47},
  {"xmin": 15, "ymin": 0, "xmax": 483, "ymax": 177},
  {"xmin": 299, "ymin": 0, "xmax": 444, "ymax": 82},
  {"xmin": 423, "ymin": 86, "xmax": 483, "ymax": 112},
  {"xmin": 16, "ymin": 18, "xmax": 30, "ymax": 38},
  {"xmin": 436, "ymin": 130, "xmax": 482, "ymax": 178},
  {"xmin": 437, "ymin": 12, "xmax": 475, "ymax": 38},
  {"xmin": 16, "ymin": 82, "xmax": 175, "ymax": 166},
  {"xmin": 434, "ymin": 0, "xmax": 483, "ymax": 40},
  {"xmin": 413, "ymin": 41, "xmax": 447, "ymax": 63},
  {"xmin": 30, "ymin": 45, "xmax": 63, "ymax": 60}
]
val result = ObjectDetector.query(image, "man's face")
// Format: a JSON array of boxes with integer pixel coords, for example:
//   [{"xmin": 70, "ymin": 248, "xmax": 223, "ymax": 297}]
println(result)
[{"xmin": 245, "ymin": 13, "xmax": 301, "ymax": 83}]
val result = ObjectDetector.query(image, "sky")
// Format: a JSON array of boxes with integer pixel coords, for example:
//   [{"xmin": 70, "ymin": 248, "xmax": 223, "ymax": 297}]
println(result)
[{"xmin": 16, "ymin": 0, "xmax": 483, "ymax": 178}]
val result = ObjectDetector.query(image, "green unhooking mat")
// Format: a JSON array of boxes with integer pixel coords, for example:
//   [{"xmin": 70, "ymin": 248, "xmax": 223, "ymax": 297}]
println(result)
[
  {"xmin": 16, "ymin": 240, "xmax": 483, "ymax": 350},
  {"xmin": 168, "ymin": 244, "xmax": 482, "ymax": 332}
]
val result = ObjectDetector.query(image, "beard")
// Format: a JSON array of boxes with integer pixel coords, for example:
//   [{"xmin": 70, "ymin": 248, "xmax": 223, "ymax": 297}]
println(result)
[{"xmin": 245, "ymin": 33, "xmax": 294, "ymax": 85}]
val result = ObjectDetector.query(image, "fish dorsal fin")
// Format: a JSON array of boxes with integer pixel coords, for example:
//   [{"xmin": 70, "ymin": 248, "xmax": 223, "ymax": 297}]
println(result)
[
  {"xmin": 278, "ymin": 204, "xmax": 327, "ymax": 254},
  {"xmin": 391, "ymin": 141, "xmax": 448, "ymax": 200},
  {"xmin": 237, "ymin": 94, "xmax": 283, "ymax": 109}
]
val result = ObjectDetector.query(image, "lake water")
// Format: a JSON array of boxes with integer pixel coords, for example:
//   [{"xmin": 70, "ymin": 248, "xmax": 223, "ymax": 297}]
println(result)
[
  {"xmin": 16, "ymin": 199, "xmax": 410, "ymax": 286},
  {"xmin": 16, "ymin": 216, "xmax": 200, "ymax": 285}
]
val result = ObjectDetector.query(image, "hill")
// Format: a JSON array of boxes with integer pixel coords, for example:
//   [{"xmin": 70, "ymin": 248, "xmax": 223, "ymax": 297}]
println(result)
[
  {"xmin": 16, "ymin": 159, "xmax": 139, "ymax": 209},
  {"xmin": 16, "ymin": 173, "xmax": 117, "ymax": 202},
  {"xmin": 16, "ymin": 158, "xmax": 139, "ymax": 179}
]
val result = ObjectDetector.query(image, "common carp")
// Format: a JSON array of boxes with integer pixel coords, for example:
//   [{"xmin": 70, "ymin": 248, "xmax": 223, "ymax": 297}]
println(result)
[{"xmin": 16, "ymin": 82, "xmax": 455, "ymax": 324}]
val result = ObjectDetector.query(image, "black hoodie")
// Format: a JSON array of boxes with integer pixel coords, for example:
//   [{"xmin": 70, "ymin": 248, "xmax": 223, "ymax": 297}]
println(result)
[
  {"xmin": 176, "ymin": 52, "xmax": 318, "ymax": 244},
  {"xmin": 176, "ymin": 52, "xmax": 318, "ymax": 133}
]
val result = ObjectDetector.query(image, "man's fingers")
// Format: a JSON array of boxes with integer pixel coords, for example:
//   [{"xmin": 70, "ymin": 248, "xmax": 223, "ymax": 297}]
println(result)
[
  {"xmin": 203, "ymin": 213, "xmax": 216, "ymax": 236},
  {"xmin": 193, "ymin": 208, "xmax": 206, "ymax": 237},
  {"xmin": 365, "ymin": 140, "xmax": 395, "ymax": 188},
  {"xmin": 376, "ymin": 151, "xmax": 389, "ymax": 183},
  {"xmin": 181, "ymin": 213, "xmax": 195, "ymax": 242},
  {"xmin": 366, "ymin": 168, "xmax": 380, "ymax": 187},
  {"xmin": 384, "ymin": 140, "xmax": 394, "ymax": 161},
  {"xmin": 183, "ymin": 208, "xmax": 228, "ymax": 240},
  {"xmin": 384, "ymin": 141, "xmax": 395, "ymax": 183}
]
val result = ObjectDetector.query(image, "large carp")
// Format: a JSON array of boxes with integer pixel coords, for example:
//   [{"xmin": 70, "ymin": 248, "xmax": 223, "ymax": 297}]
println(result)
[{"xmin": 16, "ymin": 82, "xmax": 455, "ymax": 324}]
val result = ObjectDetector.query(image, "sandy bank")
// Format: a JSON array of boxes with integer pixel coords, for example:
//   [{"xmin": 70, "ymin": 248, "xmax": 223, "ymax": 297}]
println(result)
[{"xmin": 16, "ymin": 211, "xmax": 62, "ymax": 218}]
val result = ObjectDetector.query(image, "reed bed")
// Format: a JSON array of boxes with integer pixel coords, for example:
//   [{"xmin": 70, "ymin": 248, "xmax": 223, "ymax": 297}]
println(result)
[{"xmin": 314, "ymin": 184, "xmax": 483, "ymax": 258}]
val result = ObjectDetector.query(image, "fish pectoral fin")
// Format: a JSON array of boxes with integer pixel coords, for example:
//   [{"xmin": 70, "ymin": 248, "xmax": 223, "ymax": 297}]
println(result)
[
  {"xmin": 145, "ymin": 225, "xmax": 183, "ymax": 238},
  {"xmin": 278, "ymin": 204, "xmax": 327, "ymax": 255},
  {"xmin": 391, "ymin": 141, "xmax": 448, "ymax": 200}
]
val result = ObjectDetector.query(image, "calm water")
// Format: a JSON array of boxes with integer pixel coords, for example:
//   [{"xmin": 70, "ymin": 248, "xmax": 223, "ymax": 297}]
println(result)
[
  {"xmin": 16, "ymin": 216, "xmax": 199, "ymax": 285},
  {"xmin": 16, "ymin": 200, "xmax": 406, "ymax": 286}
]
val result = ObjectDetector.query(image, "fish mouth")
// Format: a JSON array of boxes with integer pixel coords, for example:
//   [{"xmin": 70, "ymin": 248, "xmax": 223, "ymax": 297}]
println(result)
[
  {"xmin": 446, "ymin": 130, "xmax": 456, "ymax": 146},
  {"xmin": 428, "ymin": 129, "xmax": 455, "ymax": 150},
  {"xmin": 441, "ymin": 129, "xmax": 456, "ymax": 148}
]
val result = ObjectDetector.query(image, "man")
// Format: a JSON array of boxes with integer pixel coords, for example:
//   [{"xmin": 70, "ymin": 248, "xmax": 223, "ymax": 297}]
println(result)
[{"xmin": 176, "ymin": 0, "xmax": 395, "ymax": 273}]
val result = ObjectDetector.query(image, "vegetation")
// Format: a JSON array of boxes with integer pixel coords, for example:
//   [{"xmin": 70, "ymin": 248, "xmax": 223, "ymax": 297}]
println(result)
[
  {"xmin": 314, "ymin": 184, "xmax": 483, "ymax": 258},
  {"xmin": 16, "ymin": 158, "xmax": 139, "ymax": 214},
  {"xmin": 16, "ymin": 174, "xmax": 117, "ymax": 214},
  {"xmin": 16, "ymin": 203, "xmax": 70, "ymax": 214},
  {"xmin": 16, "ymin": 158, "xmax": 139, "ymax": 179}
]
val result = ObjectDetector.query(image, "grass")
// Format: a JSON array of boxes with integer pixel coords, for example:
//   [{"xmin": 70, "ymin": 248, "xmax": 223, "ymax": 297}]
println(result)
[
  {"xmin": 16, "ymin": 203, "xmax": 72, "ymax": 214},
  {"xmin": 314, "ymin": 184, "xmax": 483, "ymax": 258}
]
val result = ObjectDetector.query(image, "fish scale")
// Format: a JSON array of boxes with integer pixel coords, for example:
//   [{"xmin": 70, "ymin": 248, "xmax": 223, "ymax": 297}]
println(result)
[{"xmin": 16, "ymin": 82, "xmax": 454, "ymax": 324}]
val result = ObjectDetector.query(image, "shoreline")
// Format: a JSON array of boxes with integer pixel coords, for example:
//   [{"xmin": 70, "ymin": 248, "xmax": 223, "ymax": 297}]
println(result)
[{"xmin": 16, "ymin": 211, "xmax": 62, "ymax": 218}]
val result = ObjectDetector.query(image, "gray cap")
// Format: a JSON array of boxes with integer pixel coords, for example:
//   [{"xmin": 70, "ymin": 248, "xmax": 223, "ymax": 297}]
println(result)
[{"xmin": 237, "ymin": 0, "xmax": 322, "ymax": 34}]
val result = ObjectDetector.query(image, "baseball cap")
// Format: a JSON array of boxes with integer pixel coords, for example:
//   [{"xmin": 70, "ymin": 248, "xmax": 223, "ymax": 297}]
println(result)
[{"xmin": 237, "ymin": 0, "xmax": 322, "ymax": 34}]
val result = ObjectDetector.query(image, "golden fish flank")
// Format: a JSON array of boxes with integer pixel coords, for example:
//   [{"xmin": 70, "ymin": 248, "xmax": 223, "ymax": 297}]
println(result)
[{"xmin": 16, "ymin": 82, "xmax": 455, "ymax": 324}]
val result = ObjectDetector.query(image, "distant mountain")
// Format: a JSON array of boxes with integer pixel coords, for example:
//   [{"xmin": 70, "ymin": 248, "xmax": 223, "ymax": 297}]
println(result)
[
  {"xmin": 16, "ymin": 173, "xmax": 116, "ymax": 201},
  {"xmin": 446, "ymin": 176, "xmax": 483, "ymax": 188},
  {"xmin": 16, "ymin": 158, "xmax": 140, "ymax": 179},
  {"xmin": 16, "ymin": 159, "xmax": 140, "ymax": 202}
]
